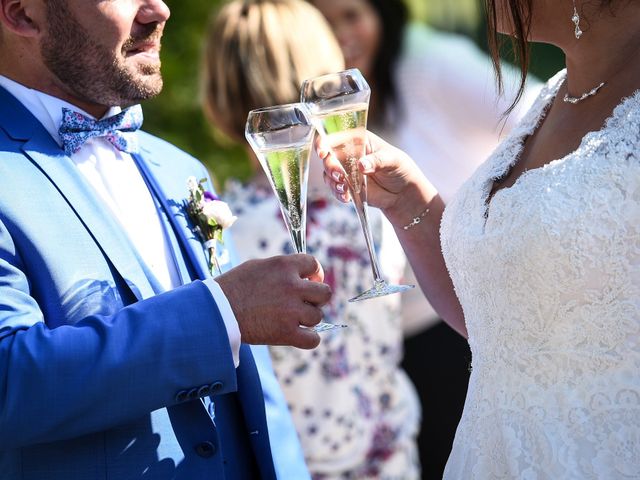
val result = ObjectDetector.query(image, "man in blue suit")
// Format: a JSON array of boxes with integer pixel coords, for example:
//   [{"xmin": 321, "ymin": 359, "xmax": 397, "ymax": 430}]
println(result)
[{"xmin": 0, "ymin": 0, "xmax": 329, "ymax": 478}]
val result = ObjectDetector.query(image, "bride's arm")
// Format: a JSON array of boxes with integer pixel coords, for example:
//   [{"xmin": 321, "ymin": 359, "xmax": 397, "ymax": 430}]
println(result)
[
  {"xmin": 385, "ymin": 182, "xmax": 466, "ymax": 337},
  {"xmin": 319, "ymin": 132, "xmax": 467, "ymax": 337}
]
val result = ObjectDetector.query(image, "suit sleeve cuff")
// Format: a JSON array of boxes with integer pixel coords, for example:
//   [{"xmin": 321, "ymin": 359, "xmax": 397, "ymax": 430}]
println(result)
[{"xmin": 203, "ymin": 278, "xmax": 241, "ymax": 368}]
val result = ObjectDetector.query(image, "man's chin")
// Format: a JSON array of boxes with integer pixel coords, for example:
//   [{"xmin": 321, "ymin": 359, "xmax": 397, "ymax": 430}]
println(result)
[
  {"xmin": 128, "ymin": 67, "xmax": 164, "ymax": 100},
  {"xmin": 136, "ymin": 78, "xmax": 164, "ymax": 100}
]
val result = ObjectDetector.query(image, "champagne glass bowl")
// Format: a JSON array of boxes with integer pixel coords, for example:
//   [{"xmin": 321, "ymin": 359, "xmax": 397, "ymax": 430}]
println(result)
[
  {"xmin": 301, "ymin": 69, "xmax": 414, "ymax": 302},
  {"xmin": 245, "ymin": 103, "xmax": 346, "ymax": 332}
]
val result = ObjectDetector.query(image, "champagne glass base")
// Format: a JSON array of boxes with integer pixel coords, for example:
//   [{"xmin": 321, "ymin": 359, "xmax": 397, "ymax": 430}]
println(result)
[
  {"xmin": 349, "ymin": 280, "xmax": 414, "ymax": 303},
  {"xmin": 311, "ymin": 322, "xmax": 348, "ymax": 333}
]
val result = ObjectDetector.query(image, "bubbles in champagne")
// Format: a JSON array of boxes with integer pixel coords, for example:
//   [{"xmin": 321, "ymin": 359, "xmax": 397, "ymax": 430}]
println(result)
[
  {"xmin": 313, "ymin": 104, "xmax": 368, "ymax": 195},
  {"xmin": 257, "ymin": 142, "xmax": 310, "ymax": 233}
]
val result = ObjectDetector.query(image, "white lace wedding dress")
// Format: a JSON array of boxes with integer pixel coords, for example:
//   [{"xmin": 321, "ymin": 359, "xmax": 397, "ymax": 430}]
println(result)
[{"xmin": 440, "ymin": 70, "xmax": 640, "ymax": 479}]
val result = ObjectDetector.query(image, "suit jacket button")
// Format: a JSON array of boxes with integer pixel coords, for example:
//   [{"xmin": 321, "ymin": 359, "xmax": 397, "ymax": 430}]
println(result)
[
  {"xmin": 187, "ymin": 388, "xmax": 199, "ymax": 399},
  {"xmin": 210, "ymin": 381, "xmax": 223, "ymax": 393},
  {"xmin": 195, "ymin": 441, "xmax": 217, "ymax": 458},
  {"xmin": 175, "ymin": 390, "xmax": 188, "ymax": 402},
  {"xmin": 197, "ymin": 385, "xmax": 211, "ymax": 397}
]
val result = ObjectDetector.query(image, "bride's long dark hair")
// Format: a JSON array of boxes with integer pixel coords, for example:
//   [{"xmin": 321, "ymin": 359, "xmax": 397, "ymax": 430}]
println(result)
[{"xmin": 484, "ymin": 0, "xmax": 533, "ymax": 115}]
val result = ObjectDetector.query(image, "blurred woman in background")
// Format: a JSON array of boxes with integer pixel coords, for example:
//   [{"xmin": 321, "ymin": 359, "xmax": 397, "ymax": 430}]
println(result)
[{"xmin": 201, "ymin": 0, "xmax": 421, "ymax": 478}]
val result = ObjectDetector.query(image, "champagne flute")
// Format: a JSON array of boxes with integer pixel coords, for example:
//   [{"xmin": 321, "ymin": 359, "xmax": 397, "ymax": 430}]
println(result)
[
  {"xmin": 245, "ymin": 103, "xmax": 346, "ymax": 332},
  {"xmin": 301, "ymin": 69, "xmax": 414, "ymax": 302}
]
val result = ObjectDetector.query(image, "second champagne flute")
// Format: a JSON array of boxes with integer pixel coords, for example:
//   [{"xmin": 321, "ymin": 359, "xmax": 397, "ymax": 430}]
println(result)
[
  {"xmin": 245, "ymin": 103, "xmax": 346, "ymax": 332},
  {"xmin": 301, "ymin": 69, "xmax": 414, "ymax": 302}
]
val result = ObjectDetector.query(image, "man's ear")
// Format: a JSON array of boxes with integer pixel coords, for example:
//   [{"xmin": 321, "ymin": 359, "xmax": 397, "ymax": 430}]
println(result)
[{"xmin": 0, "ymin": 0, "xmax": 42, "ymax": 38}]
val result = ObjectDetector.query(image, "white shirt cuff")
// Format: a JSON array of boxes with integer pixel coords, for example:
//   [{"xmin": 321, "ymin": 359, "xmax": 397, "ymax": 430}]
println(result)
[{"xmin": 203, "ymin": 278, "xmax": 241, "ymax": 368}]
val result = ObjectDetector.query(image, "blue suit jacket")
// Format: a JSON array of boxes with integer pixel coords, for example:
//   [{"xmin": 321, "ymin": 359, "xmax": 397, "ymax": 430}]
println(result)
[{"xmin": 0, "ymin": 86, "xmax": 280, "ymax": 479}]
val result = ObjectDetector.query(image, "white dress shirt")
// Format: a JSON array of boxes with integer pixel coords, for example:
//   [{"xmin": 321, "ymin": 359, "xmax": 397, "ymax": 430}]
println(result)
[{"xmin": 0, "ymin": 75, "xmax": 241, "ymax": 366}]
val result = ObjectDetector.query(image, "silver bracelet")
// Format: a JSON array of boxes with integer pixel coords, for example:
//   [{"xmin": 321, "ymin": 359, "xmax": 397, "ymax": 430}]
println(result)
[{"xmin": 402, "ymin": 206, "xmax": 430, "ymax": 230}]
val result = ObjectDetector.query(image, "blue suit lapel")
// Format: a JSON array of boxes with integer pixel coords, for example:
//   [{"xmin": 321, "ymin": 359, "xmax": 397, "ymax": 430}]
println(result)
[
  {"xmin": 131, "ymin": 153, "xmax": 193, "ymax": 286},
  {"xmin": 133, "ymin": 150, "xmax": 212, "ymax": 281},
  {"xmin": 0, "ymin": 86, "xmax": 156, "ymax": 301},
  {"xmin": 153, "ymin": 194, "xmax": 193, "ymax": 285}
]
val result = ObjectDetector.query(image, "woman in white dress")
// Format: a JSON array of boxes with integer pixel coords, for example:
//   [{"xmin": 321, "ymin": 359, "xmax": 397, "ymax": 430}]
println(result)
[
  {"xmin": 320, "ymin": 0, "xmax": 640, "ymax": 477},
  {"xmin": 312, "ymin": 1, "xmax": 543, "ymax": 475}
]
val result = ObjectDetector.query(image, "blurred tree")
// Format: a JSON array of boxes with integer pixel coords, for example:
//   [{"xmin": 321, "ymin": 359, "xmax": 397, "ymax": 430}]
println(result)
[
  {"xmin": 409, "ymin": 0, "xmax": 564, "ymax": 81},
  {"xmin": 408, "ymin": 0, "xmax": 480, "ymax": 30},
  {"xmin": 144, "ymin": 0, "xmax": 251, "ymax": 191}
]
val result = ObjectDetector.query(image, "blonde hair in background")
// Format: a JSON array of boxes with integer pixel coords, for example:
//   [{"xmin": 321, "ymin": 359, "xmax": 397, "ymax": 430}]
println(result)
[{"xmin": 201, "ymin": 0, "xmax": 344, "ymax": 142}]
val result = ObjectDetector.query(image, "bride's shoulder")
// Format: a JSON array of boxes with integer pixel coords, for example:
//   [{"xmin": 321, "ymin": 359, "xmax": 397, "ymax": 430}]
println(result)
[
  {"xmin": 545, "ymin": 69, "xmax": 567, "ymax": 91},
  {"xmin": 596, "ymin": 87, "xmax": 640, "ymax": 153},
  {"xmin": 609, "ymin": 88, "xmax": 640, "ymax": 128},
  {"xmin": 523, "ymin": 69, "xmax": 566, "ymax": 111}
]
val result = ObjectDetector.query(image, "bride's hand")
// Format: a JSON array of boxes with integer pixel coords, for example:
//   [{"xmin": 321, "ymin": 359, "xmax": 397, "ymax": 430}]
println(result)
[{"xmin": 317, "ymin": 130, "xmax": 425, "ymax": 212}]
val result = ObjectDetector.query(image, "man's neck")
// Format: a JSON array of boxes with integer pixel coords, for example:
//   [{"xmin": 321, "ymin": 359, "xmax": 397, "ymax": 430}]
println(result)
[{"xmin": 0, "ymin": 69, "xmax": 110, "ymax": 118}]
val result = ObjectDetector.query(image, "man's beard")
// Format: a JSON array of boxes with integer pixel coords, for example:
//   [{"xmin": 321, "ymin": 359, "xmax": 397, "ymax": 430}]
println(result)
[{"xmin": 41, "ymin": 0, "xmax": 164, "ymax": 108}]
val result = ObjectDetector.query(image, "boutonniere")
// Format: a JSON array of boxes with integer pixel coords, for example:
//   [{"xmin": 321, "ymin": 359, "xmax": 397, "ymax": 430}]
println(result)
[{"xmin": 186, "ymin": 176, "xmax": 237, "ymax": 276}]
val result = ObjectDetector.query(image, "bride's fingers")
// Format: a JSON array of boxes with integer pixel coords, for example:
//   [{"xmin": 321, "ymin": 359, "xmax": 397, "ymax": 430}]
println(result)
[
  {"xmin": 322, "ymin": 171, "xmax": 350, "ymax": 203},
  {"xmin": 359, "ymin": 149, "xmax": 389, "ymax": 174},
  {"xmin": 360, "ymin": 143, "xmax": 406, "ymax": 175},
  {"xmin": 361, "ymin": 132, "xmax": 401, "ymax": 173},
  {"xmin": 317, "ymin": 140, "xmax": 348, "ymax": 185},
  {"xmin": 317, "ymin": 139, "xmax": 338, "ymax": 169},
  {"xmin": 316, "ymin": 137, "xmax": 333, "ymax": 163},
  {"xmin": 364, "ymin": 130, "xmax": 388, "ymax": 155}
]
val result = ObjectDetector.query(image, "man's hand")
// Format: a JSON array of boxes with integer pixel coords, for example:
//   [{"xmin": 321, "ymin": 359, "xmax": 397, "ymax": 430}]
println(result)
[{"xmin": 215, "ymin": 254, "xmax": 332, "ymax": 349}]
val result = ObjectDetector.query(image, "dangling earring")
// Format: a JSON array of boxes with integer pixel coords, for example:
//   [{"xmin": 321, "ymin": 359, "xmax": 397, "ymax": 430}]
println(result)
[{"xmin": 572, "ymin": 0, "xmax": 583, "ymax": 39}]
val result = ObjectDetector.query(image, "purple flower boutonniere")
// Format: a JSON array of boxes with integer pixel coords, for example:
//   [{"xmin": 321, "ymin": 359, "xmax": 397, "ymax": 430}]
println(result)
[{"xmin": 186, "ymin": 176, "xmax": 237, "ymax": 276}]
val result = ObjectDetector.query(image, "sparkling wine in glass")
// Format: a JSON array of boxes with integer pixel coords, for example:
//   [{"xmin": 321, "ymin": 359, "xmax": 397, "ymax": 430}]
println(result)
[
  {"xmin": 245, "ymin": 103, "xmax": 346, "ymax": 332},
  {"xmin": 301, "ymin": 69, "xmax": 414, "ymax": 302}
]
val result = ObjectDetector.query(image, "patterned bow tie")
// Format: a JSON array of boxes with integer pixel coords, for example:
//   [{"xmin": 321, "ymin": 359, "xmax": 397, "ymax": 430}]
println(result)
[{"xmin": 58, "ymin": 104, "xmax": 143, "ymax": 155}]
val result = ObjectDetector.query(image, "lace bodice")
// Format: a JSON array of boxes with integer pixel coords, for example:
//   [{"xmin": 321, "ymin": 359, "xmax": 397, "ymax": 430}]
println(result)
[{"xmin": 440, "ymin": 70, "xmax": 640, "ymax": 479}]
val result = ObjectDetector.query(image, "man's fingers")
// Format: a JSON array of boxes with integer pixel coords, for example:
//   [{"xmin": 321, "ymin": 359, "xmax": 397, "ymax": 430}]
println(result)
[
  {"xmin": 288, "ymin": 327, "xmax": 321, "ymax": 350},
  {"xmin": 221, "ymin": 255, "xmax": 333, "ymax": 348},
  {"xmin": 292, "ymin": 254, "xmax": 324, "ymax": 282},
  {"xmin": 302, "ymin": 282, "xmax": 332, "ymax": 307},
  {"xmin": 297, "ymin": 303, "xmax": 324, "ymax": 328}
]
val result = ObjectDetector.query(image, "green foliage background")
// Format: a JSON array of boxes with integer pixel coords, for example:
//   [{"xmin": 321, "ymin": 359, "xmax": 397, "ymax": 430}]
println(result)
[{"xmin": 144, "ymin": 0, "xmax": 563, "ymax": 191}]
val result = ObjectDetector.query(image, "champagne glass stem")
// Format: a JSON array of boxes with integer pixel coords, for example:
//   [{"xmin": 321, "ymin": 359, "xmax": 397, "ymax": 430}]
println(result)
[
  {"xmin": 349, "ymin": 175, "xmax": 384, "ymax": 285},
  {"xmin": 288, "ymin": 188, "xmax": 346, "ymax": 332},
  {"xmin": 290, "ymin": 227, "xmax": 306, "ymax": 254}
]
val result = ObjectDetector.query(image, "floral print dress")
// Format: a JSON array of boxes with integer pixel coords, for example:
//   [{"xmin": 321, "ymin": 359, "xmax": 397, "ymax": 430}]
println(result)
[{"xmin": 225, "ymin": 180, "xmax": 421, "ymax": 479}]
